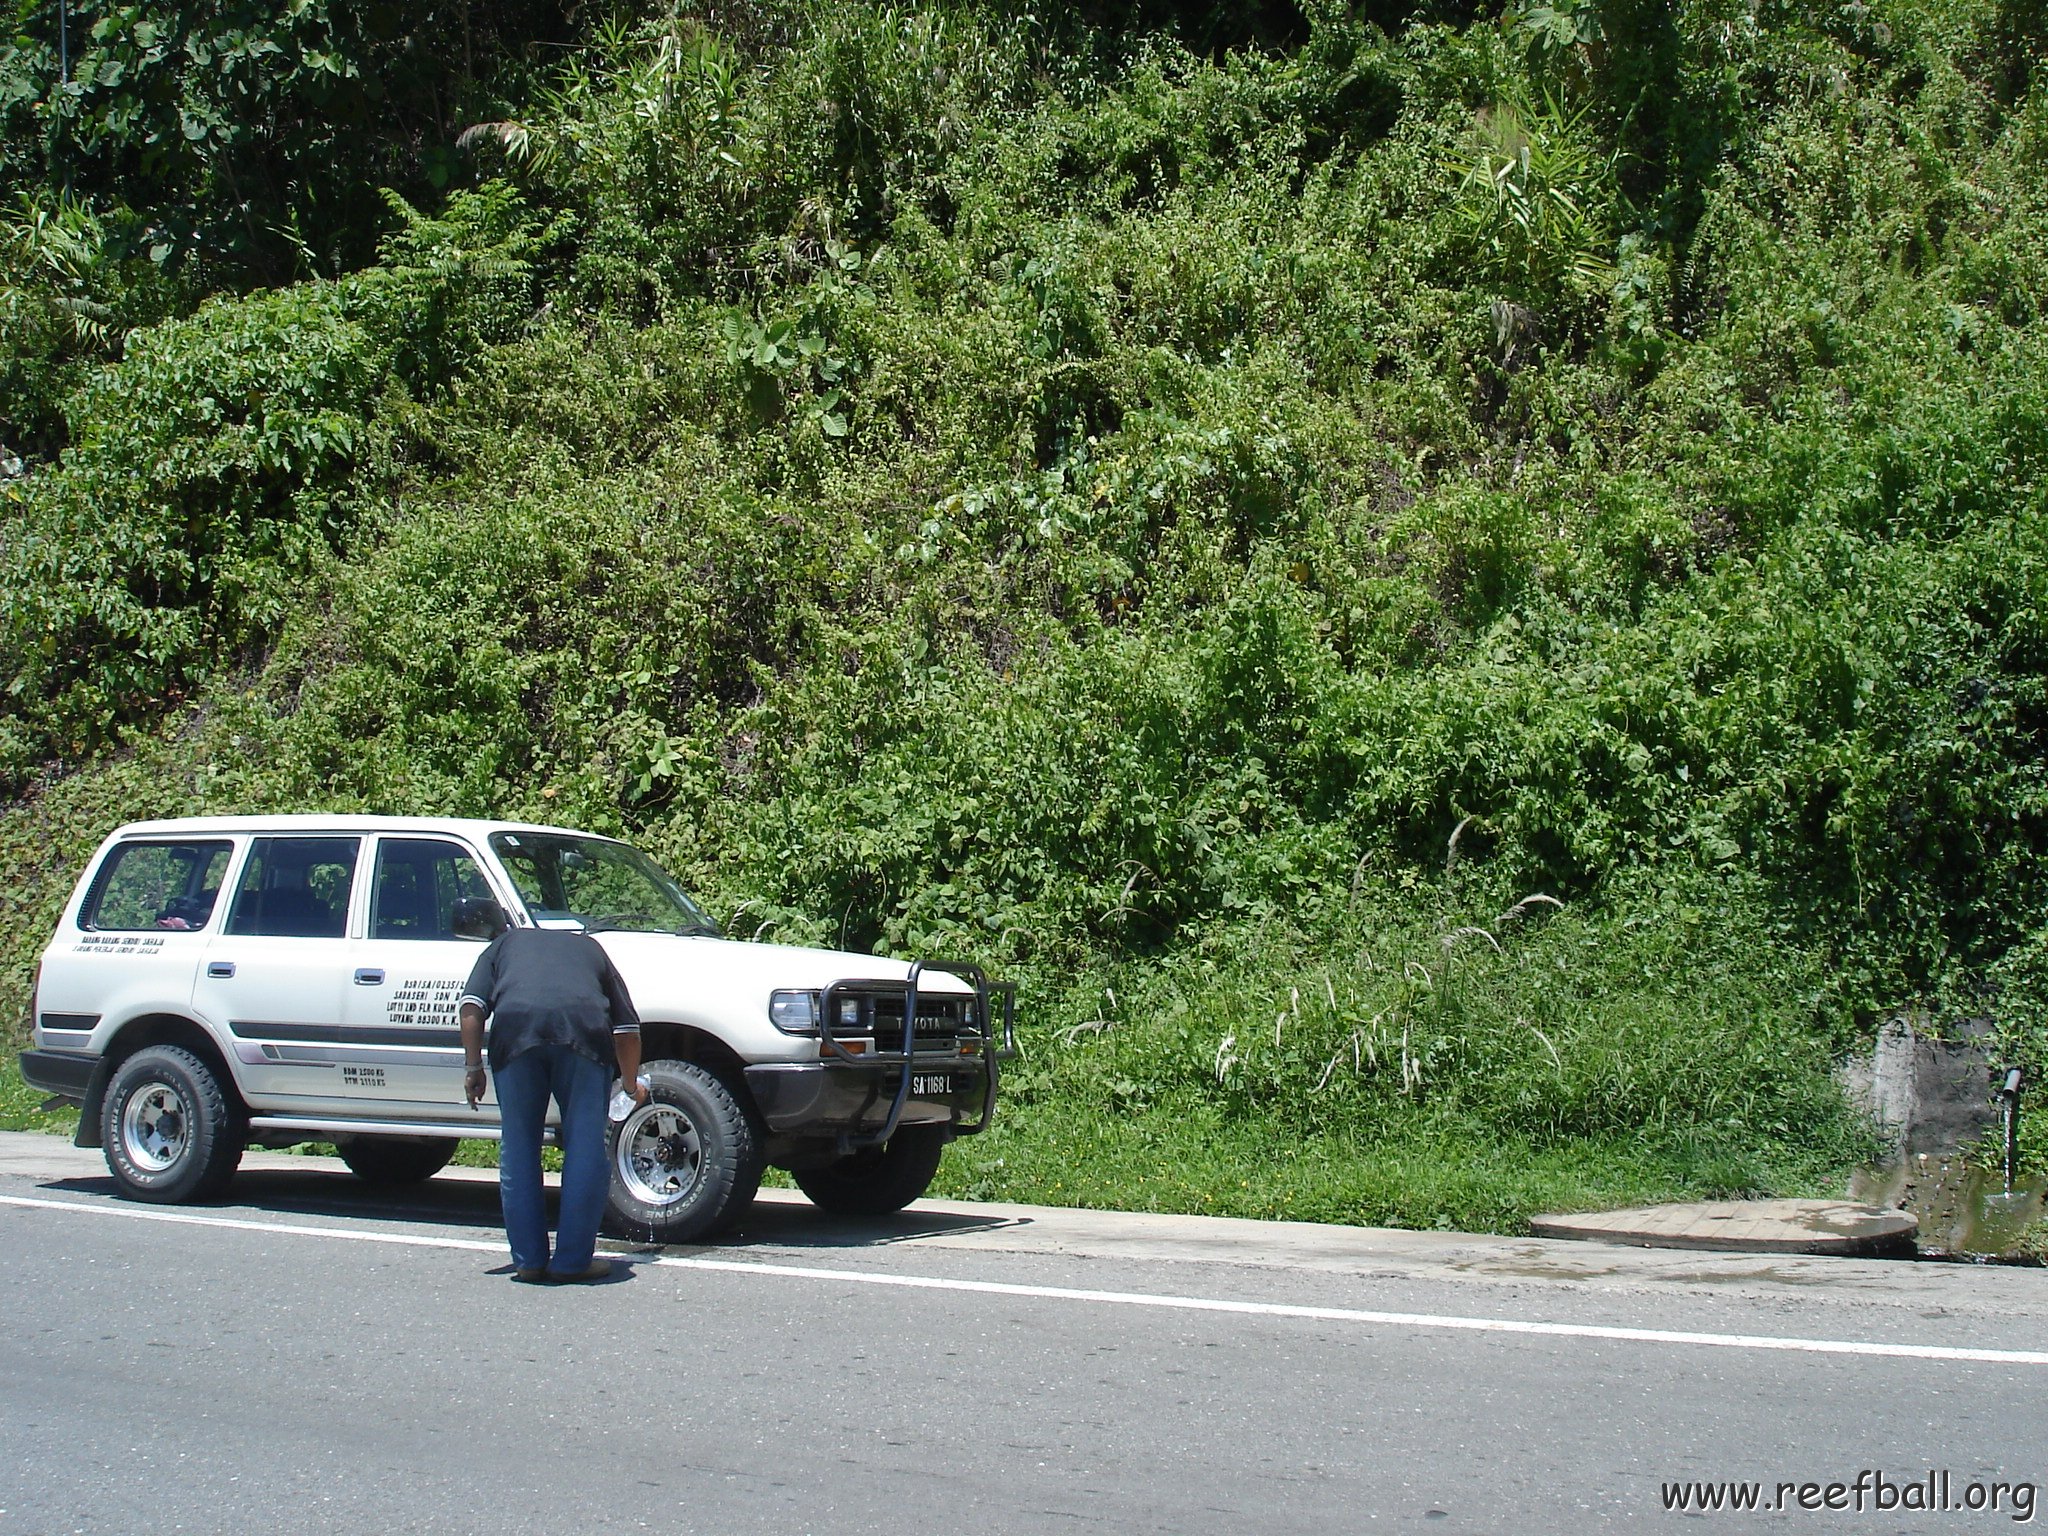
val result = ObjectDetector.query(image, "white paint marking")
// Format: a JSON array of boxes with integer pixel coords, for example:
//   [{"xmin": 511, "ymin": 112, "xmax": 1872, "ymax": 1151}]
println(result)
[
  {"xmin": 1, "ymin": 1191, "xmax": 504, "ymax": 1254},
  {"xmin": 4, "ymin": 1191, "xmax": 2043, "ymax": 1366}
]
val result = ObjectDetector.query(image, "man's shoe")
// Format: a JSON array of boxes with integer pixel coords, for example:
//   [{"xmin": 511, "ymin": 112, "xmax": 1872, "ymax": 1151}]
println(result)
[
  {"xmin": 547, "ymin": 1257, "xmax": 613, "ymax": 1283},
  {"xmin": 513, "ymin": 1266, "xmax": 549, "ymax": 1283}
]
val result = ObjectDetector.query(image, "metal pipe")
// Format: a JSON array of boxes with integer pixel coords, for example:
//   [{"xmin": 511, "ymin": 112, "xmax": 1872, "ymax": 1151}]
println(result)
[{"xmin": 1999, "ymin": 1067, "xmax": 2023, "ymax": 1196}]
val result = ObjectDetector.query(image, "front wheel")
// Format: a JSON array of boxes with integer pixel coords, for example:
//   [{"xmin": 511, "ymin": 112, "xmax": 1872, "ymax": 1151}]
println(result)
[
  {"xmin": 793, "ymin": 1125, "xmax": 947, "ymax": 1216},
  {"xmin": 101, "ymin": 1045, "xmax": 244, "ymax": 1203},
  {"xmin": 604, "ymin": 1060, "xmax": 763, "ymax": 1243},
  {"xmin": 337, "ymin": 1136, "xmax": 456, "ymax": 1185}
]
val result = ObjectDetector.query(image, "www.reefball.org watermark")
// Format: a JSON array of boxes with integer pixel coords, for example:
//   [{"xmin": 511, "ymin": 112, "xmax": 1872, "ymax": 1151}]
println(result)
[{"xmin": 1662, "ymin": 1470, "xmax": 2036, "ymax": 1520}]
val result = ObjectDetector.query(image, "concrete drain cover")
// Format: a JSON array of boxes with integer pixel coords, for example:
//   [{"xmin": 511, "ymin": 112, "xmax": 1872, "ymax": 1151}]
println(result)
[{"xmin": 1529, "ymin": 1198, "xmax": 1918, "ymax": 1257}]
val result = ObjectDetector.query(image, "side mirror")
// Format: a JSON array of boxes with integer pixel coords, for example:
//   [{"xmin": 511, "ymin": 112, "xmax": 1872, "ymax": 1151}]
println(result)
[{"xmin": 451, "ymin": 898, "xmax": 509, "ymax": 941}]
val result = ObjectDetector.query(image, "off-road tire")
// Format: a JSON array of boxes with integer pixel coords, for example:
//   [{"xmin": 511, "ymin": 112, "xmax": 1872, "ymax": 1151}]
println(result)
[
  {"xmin": 336, "ymin": 1136, "xmax": 457, "ymax": 1185},
  {"xmin": 793, "ymin": 1124, "xmax": 948, "ymax": 1216},
  {"xmin": 101, "ymin": 1045, "xmax": 244, "ymax": 1204},
  {"xmin": 604, "ymin": 1060, "xmax": 763, "ymax": 1243}
]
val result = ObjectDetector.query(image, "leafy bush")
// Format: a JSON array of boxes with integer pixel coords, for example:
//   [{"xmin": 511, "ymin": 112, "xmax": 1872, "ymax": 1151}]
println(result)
[
  {"xmin": 0, "ymin": 278, "xmax": 380, "ymax": 773},
  {"xmin": 0, "ymin": 0, "xmax": 579, "ymax": 280},
  {"xmin": 0, "ymin": 181, "xmax": 548, "ymax": 786}
]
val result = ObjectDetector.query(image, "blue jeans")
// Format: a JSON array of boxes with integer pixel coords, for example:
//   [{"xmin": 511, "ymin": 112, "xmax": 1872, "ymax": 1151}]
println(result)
[{"xmin": 494, "ymin": 1045, "xmax": 611, "ymax": 1275}]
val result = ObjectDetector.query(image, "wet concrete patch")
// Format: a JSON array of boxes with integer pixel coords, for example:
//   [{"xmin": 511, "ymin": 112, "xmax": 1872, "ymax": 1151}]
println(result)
[{"xmin": 1853, "ymin": 1156, "xmax": 2046, "ymax": 1262}]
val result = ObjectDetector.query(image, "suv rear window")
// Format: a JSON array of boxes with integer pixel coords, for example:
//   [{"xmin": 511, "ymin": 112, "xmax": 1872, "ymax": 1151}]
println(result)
[
  {"xmin": 226, "ymin": 837, "xmax": 360, "ymax": 939},
  {"xmin": 82, "ymin": 841, "xmax": 234, "ymax": 932}
]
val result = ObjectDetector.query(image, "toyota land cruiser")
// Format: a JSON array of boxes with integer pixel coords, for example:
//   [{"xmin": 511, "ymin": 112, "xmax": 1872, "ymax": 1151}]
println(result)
[{"xmin": 17, "ymin": 816, "xmax": 1014, "ymax": 1242}]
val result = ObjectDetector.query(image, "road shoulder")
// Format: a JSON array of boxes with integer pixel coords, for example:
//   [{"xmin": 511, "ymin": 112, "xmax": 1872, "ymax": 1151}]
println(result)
[{"xmin": 6, "ymin": 1128, "xmax": 2043, "ymax": 1320}]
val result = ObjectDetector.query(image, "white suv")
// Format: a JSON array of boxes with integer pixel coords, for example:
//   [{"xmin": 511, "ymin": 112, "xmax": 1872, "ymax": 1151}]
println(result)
[{"xmin": 19, "ymin": 815, "xmax": 1013, "ymax": 1241}]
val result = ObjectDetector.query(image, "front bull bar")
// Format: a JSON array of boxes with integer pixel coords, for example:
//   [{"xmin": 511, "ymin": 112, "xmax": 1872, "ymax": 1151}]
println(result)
[{"xmin": 817, "ymin": 959, "xmax": 1017, "ymax": 1151}]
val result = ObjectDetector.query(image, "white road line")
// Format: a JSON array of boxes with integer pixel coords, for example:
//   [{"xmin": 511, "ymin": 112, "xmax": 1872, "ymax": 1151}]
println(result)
[{"xmin": 5, "ymin": 1190, "xmax": 2044, "ymax": 1366}]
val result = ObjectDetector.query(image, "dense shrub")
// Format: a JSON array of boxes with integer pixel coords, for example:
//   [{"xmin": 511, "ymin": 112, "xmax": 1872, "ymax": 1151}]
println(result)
[{"xmin": 0, "ymin": 182, "xmax": 545, "ymax": 781}]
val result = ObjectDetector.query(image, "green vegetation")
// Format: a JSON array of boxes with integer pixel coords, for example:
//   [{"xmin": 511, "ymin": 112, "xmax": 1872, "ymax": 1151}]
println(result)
[{"xmin": 5, "ymin": 0, "xmax": 2046, "ymax": 1225}]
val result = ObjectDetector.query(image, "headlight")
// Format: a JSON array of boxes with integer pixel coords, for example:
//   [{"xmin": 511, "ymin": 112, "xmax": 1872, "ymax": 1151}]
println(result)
[{"xmin": 768, "ymin": 989, "xmax": 819, "ymax": 1034}]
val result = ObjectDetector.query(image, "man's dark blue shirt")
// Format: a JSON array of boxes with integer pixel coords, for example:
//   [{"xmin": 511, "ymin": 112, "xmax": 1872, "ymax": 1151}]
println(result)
[{"xmin": 460, "ymin": 927, "xmax": 641, "ymax": 1073}]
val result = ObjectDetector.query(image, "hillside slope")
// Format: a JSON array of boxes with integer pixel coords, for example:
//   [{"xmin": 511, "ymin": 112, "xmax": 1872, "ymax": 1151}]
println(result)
[{"xmin": 4, "ymin": 0, "xmax": 2045, "ymax": 1224}]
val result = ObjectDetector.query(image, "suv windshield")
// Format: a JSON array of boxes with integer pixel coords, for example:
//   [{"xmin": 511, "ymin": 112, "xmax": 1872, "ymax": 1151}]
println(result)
[{"xmin": 488, "ymin": 832, "xmax": 721, "ymax": 937}]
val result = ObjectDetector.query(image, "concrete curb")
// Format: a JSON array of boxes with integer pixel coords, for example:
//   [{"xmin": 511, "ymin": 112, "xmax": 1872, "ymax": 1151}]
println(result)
[{"xmin": 1529, "ymin": 1198, "xmax": 1918, "ymax": 1258}]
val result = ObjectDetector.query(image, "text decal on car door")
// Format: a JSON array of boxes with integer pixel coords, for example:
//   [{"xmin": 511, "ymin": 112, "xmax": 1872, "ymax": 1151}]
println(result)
[{"xmin": 386, "ymin": 979, "xmax": 463, "ymax": 1025}]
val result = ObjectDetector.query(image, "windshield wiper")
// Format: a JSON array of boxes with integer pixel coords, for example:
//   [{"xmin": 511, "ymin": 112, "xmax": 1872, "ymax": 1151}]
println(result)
[{"xmin": 568, "ymin": 915, "xmax": 716, "ymax": 938}]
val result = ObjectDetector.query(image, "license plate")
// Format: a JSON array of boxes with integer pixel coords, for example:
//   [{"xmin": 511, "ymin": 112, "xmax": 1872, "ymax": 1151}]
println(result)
[{"xmin": 910, "ymin": 1073, "xmax": 958, "ymax": 1097}]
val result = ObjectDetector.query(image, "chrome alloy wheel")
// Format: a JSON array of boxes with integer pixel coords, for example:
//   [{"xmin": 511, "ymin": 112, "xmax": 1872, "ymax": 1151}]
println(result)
[
  {"xmin": 120, "ymin": 1080, "xmax": 190, "ymax": 1172},
  {"xmin": 615, "ymin": 1100, "xmax": 704, "ymax": 1207}
]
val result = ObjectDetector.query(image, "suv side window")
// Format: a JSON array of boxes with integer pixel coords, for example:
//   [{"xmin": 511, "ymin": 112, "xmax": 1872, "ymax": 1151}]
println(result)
[
  {"xmin": 81, "ymin": 840, "xmax": 234, "ymax": 931},
  {"xmin": 226, "ymin": 837, "xmax": 360, "ymax": 939},
  {"xmin": 370, "ymin": 838, "xmax": 494, "ymax": 941}
]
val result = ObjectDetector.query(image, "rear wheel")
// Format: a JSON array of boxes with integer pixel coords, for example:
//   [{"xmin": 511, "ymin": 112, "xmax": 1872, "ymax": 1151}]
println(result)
[
  {"xmin": 604, "ymin": 1060, "xmax": 762, "ymax": 1243},
  {"xmin": 101, "ymin": 1045, "xmax": 243, "ymax": 1203},
  {"xmin": 336, "ymin": 1136, "xmax": 456, "ymax": 1185},
  {"xmin": 793, "ymin": 1125, "xmax": 947, "ymax": 1216}
]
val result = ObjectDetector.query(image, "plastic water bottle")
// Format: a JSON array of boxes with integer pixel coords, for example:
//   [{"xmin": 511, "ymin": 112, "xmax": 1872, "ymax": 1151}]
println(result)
[{"xmin": 609, "ymin": 1074, "xmax": 650, "ymax": 1122}]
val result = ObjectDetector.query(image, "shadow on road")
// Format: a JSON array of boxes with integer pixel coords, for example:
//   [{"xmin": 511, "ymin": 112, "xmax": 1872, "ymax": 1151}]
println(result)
[
  {"xmin": 30, "ymin": 1165, "xmax": 1032, "ymax": 1254},
  {"xmin": 718, "ymin": 1200, "xmax": 1030, "ymax": 1251},
  {"xmin": 38, "ymin": 1167, "xmax": 512, "ymax": 1234}
]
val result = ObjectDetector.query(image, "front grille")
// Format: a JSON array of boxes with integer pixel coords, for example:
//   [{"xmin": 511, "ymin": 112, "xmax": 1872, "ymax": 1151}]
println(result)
[{"xmin": 871, "ymin": 994, "xmax": 969, "ymax": 1051}]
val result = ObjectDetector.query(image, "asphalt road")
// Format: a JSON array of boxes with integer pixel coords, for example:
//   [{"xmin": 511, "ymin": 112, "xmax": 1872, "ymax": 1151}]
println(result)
[{"xmin": 2, "ymin": 1133, "xmax": 2044, "ymax": 1535}]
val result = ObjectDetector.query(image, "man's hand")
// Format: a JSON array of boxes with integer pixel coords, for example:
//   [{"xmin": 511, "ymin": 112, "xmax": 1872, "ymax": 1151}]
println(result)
[
  {"xmin": 460, "ymin": 1001, "xmax": 489, "ymax": 1108},
  {"xmin": 614, "ymin": 1027, "xmax": 647, "ymax": 1106}
]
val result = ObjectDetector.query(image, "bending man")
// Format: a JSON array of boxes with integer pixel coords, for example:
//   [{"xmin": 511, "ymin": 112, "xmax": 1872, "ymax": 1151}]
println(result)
[{"xmin": 460, "ymin": 912, "xmax": 648, "ymax": 1282}]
